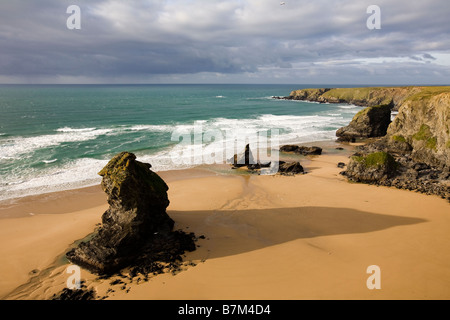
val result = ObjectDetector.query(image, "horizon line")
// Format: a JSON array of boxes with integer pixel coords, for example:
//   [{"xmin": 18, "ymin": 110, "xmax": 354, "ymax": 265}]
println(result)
[{"xmin": 1, "ymin": 83, "xmax": 449, "ymax": 87}]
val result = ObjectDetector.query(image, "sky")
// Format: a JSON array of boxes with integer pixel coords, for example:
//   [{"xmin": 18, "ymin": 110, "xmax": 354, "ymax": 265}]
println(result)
[{"xmin": 0, "ymin": 0, "xmax": 449, "ymax": 85}]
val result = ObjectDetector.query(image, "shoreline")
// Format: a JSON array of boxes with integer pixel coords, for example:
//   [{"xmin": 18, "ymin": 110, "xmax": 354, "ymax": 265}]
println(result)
[
  {"xmin": 1, "ymin": 140, "xmax": 450, "ymax": 300},
  {"xmin": 0, "ymin": 139, "xmax": 346, "ymax": 216}
]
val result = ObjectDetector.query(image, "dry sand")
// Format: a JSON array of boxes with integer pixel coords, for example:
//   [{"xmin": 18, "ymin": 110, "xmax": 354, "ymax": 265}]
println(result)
[{"xmin": 1, "ymin": 144, "xmax": 449, "ymax": 300}]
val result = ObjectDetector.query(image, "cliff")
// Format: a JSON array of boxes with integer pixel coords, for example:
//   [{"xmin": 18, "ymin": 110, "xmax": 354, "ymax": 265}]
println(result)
[
  {"xmin": 387, "ymin": 89, "xmax": 450, "ymax": 168},
  {"xmin": 286, "ymin": 86, "xmax": 446, "ymax": 111},
  {"xmin": 285, "ymin": 86, "xmax": 450, "ymax": 168}
]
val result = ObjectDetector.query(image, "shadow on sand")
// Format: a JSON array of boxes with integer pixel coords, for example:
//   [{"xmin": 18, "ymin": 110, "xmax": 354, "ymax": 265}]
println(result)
[{"xmin": 168, "ymin": 206, "xmax": 426, "ymax": 259}]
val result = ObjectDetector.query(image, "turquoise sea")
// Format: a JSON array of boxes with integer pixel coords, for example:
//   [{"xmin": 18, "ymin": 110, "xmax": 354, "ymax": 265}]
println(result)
[{"xmin": 0, "ymin": 84, "xmax": 362, "ymax": 200}]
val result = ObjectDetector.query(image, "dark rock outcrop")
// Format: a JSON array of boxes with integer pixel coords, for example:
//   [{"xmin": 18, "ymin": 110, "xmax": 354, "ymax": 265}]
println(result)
[
  {"xmin": 336, "ymin": 104, "xmax": 391, "ymax": 142},
  {"xmin": 343, "ymin": 152, "xmax": 398, "ymax": 183},
  {"xmin": 230, "ymin": 144, "xmax": 255, "ymax": 168},
  {"xmin": 51, "ymin": 282, "xmax": 96, "ymax": 300},
  {"xmin": 247, "ymin": 162, "xmax": 271, "ymax": 170},
  {"xmin": 277, "ymin": 161, "xmax": 304, "ymax": 175},
  {"xmin": 280, "ymin": 145, "xmax": 322, "ymax": 155},
  {"xmin": 66, "ymin": 152, "xmax": 196, "ymax": 275},
  {"xmin": 229, "ymin": 144, "xmax": 274, "ymax": 172},
  {"xmin": 228, "ymin": 145, "xmax": 305, "ymax": 175},
  {"xmin": 341, "ymin": 143, "xmax": 449, "ymax": 200}
]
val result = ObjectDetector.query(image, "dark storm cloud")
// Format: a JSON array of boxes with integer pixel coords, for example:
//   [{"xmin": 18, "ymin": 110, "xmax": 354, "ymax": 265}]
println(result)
[{"xmin": 0, "ymin": 0, "xmax": 449, "ymax": 83}]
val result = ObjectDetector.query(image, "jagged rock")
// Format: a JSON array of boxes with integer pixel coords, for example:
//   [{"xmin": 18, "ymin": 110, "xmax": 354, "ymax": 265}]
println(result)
[
  {"xmin": 280, "ymin": 145, "xmax": 322, "ymax": 155},
  {"xmin": 278, "ymin": 161, "xmax": 304, "ymax": 174},
  {"xmin": 230, "ymin": 144, "xmax": 255, "ymax": 168},
  {"xmin": 336, "ymin": 104, "xmax": 392, "ymax": 142},
  {"xmin": 344, "ymin": 152, "xmax": 398, "ymax": 183},
  {"xmin": 66, "ymin": 152, "xmax": 196, "ymax": 275}
]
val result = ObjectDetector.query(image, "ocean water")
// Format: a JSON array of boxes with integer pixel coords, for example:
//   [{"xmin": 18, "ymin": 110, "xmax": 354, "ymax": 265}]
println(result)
[{"xmin": 0, "ymin": 84, "xmax": 362, "ymax": 200}]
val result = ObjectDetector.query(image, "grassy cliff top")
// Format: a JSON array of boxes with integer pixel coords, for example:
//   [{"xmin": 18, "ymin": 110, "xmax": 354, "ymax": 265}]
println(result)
[
  {"xmin": 404, "ymin": 86, "xmax": 450, "ymax": 102},
  {"xmin": 289, "ymin": 86, "xmax": 450, "ymax": 108}
]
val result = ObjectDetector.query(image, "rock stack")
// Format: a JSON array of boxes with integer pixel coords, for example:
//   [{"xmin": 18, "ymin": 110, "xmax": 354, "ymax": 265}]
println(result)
[
  {"xmin": 66, "ymin": 152, "xmax": 196, "ymax": 275},
  {"xmin": 230, "ymin": 144, "xmax": 255, "ymax": 168}
]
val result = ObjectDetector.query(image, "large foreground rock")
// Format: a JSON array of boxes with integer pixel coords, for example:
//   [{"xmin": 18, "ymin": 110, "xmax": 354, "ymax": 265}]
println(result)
[
  {"xmin": 336, "ymin": 104, "xmax": 391, "ymax": 142},
  {"xmin": 66, "ymin": 152, "xmax": 196, "ymax": 275}
]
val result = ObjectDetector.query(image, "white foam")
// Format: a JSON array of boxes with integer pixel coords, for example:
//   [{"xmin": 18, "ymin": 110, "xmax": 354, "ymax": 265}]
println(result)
[
  {"xmin": 247, "ymin": 96, "xmax": 274, "ymax": 100},
  {"xmin": 0, "ymin": 157, "xmax": 106, "ymax": 201},
  {"xmin": 293, "ymin": 100, "xmax": 322, "ymax": 104},
  {"xmin": 140, "ymin": 113, "xmax": 352, "ymax": 170},
  {"xmin": 338, "ymin": 105, "xmax": 360, "ymax": 109},
  {"xmin": 42, "ymin": 159, "xmax": 58, "ymax": 164},
  {"xmin": 0, "ymin": 127, "xmax": 115, "ymax": 159},
  {"xmin": 0, "ymin": 111, "xmax": 358, "ymax": 201},
  {"xmin": 128, "ymin": 124, "xmax": 174, "ymax": 132},
  {"xmin": 56, "ymin": 127, "xmax": 97, "ymax": 133}
]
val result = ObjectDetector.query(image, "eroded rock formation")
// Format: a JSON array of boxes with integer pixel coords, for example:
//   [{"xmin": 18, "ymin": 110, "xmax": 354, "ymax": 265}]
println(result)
[
  {"xmin": 66, "ymin": 152, "xmax": 196, "ymax": 275},
  {"xmin": 336, "ymin": 104, "xmax": 391, "ymax": 142},
  {"xmin": 230, "ymin": 144, "xmax": 255, "ymax": 168}
]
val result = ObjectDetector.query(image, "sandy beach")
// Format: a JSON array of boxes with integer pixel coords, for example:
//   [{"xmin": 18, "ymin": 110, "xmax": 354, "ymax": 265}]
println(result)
[{"xmin": 1, "ymin": 142, "xmax": 449, "ymax": 300}]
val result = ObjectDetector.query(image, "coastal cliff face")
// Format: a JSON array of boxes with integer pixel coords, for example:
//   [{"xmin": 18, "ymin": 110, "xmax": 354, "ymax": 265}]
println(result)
[
  {"xmin": 287, "ymin": 86, "xmax": 424, "ymax": 110},
  {"xmin": 387, "ymin": 91, "xmax": 450, "ymax": 168},
  {"xmin": 282, "ymin": 86, "xmax": 450, "ymax": 199},
  {"xmin": 286, "ymin": 86, "xmax": 450, "ymax": 168}
]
